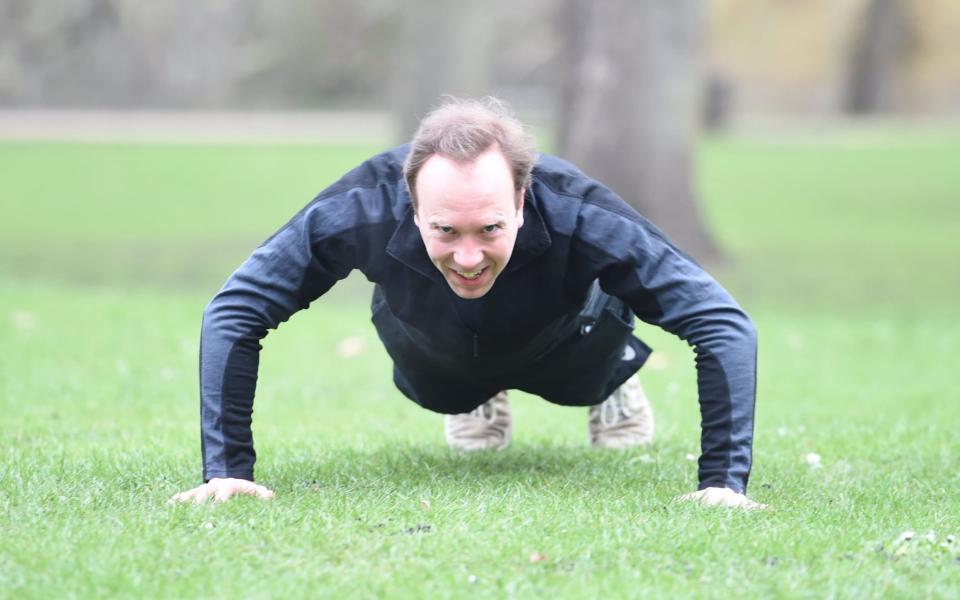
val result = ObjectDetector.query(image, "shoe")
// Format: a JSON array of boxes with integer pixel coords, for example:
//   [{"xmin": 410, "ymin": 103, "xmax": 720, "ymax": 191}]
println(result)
[
  {"xmin": 444, "ymin": 391, "xmax": 511, "ymax": 451},
  {"xmin": 589, "ymin": 376, "xmax": 654, "ymax": 448}
]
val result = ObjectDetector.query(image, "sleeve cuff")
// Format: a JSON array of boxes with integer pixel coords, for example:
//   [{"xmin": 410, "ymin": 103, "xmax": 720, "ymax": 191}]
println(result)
[
  {"xmin": 698, "ymin": 479, "xmax": 745, "ymax": 494},
  {"xmin": 203, "ymin": 471, "xmax": 255, "ymax": 483}
]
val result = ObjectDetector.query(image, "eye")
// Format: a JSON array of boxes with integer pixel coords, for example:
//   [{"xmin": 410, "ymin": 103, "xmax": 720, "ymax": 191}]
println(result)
[
  {"xmin": 436, "ymin": 225, "xmax": 454, "ymax": 234},
  {"xmin": 483, "ymin": 224, "xmax": 501, "ymax": 234}
]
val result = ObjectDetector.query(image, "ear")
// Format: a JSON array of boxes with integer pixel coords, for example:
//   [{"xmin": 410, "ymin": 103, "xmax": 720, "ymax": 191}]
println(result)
[
  {"xmin": 413, "ymin": 212, "xmax": 420, "ymax": 227},
  {"xmin": 516, "ymin": 189, "xmax": 525, "ymax": 228}
]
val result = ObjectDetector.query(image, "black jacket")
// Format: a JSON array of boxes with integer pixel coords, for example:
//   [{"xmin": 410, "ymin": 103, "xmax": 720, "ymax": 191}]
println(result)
[{"xmin": 199, "ymin": 146, "xmax": 758, "ymax": 492}]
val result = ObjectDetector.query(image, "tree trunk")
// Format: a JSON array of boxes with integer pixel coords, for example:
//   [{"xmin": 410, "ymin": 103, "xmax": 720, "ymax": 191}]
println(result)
[
  {"xmin": 393, "ymin": 0, "xmax": 495, "ymax": 140},
  {"xmin": 556, "ymin": 0, "xmax": 720, "ymax": 264},
  {"xmin": 844, "ymin": 0, "xmax": 912, "ymax": 115}
]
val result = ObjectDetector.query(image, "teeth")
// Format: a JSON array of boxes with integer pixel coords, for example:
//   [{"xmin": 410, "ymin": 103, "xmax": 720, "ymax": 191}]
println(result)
[{"xmin": 457, "ymin": 269, "xmax": 483, "ymax": 279}]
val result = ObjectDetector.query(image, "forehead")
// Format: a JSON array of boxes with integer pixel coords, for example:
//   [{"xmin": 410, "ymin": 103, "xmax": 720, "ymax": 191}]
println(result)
[{"xmin": 415, "ymin": 148, "xmax": 515, "ymax": 216}]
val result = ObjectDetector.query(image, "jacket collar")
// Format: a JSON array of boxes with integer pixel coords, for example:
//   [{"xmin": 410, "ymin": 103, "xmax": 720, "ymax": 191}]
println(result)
[{"xmin": 386, "ymin": 184, "xmax": 552, "ymax": 280}]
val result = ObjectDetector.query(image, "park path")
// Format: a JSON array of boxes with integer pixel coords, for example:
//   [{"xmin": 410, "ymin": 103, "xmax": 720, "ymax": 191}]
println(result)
[
  {"xmin": 0, "ymin": 109, "xmax": 394, "ymax": 144},
  {"xmin": 3, "ymin": 108, "xmax": 959, "ymax": 147}
]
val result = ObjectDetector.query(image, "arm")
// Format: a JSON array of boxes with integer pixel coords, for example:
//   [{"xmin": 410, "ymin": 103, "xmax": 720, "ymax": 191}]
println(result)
[
  {"xmin": 573, "ymin": 193, "xmax": 758, "ymax": 498},
  {"xmin": 187, "ymin": 199, "xmax": 359, "ymax": 499},
  {"xmin": 166, "ymin": 148, "xmax": 409, "ymax": 504}
]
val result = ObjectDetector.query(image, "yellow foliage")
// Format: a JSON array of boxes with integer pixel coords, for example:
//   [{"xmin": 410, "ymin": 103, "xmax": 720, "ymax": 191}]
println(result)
[{"xmin": 708, "ymin": 0, "xmax": 960, "ymax": 112}]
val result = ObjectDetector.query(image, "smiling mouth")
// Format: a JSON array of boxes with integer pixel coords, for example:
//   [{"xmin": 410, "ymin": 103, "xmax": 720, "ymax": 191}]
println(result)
[{"xmin": 452, "ymin": 267, "xmax": 487, "ymax": 282}]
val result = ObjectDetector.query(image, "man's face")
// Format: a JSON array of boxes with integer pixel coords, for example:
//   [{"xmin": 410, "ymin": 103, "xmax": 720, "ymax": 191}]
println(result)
[{"xmin": 414, "ymin": 147, "xmax": 525, "ymax": 299}]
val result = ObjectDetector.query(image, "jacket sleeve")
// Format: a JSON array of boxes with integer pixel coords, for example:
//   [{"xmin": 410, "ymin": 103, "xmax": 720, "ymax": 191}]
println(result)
[
  {"xmin": 199, "ymin": 199, "xmax": 360, "ymax": 482},
  {"xmin": 574, "ymin": 195, "xmax": 757, "ymax": 494}
]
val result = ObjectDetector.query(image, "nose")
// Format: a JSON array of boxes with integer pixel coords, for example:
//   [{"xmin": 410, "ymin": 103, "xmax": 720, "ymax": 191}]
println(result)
[{"xmin": 453, "ymin": 241, "xmax": 483, "ymax": 270}]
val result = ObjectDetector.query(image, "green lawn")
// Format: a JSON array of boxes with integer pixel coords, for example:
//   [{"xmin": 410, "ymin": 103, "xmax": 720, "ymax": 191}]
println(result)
[{"xmin": 1, "ymin": 133, "xmax": 958, "ymax": 598}]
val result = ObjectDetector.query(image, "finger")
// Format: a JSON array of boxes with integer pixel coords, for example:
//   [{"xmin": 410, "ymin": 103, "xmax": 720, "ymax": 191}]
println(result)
[
  {"xmin": 253, "ymin": 485, "xmax": 275, "ymax": 499},
  {"xmin": 699, "ymin": 488, "xmax": 726, "ymax": 505},
  {"xmin": 211, "ymin": 481, "xmax": 274, "ymax": 502},
  {"xmin": 213, "ymin": 485, "xmax": 234, "ymax": 503},
  {"xmin": 677, "ymin": 488, "xmax": 766, "ymax": 510},
  {"xmin": 236, "ymin": 481, "xmax": 274, "ymax": 499},
  {"xmin": 237, "ymin": 480, "xmax": 259, "ymax": 494},
  {"xmin": 719, "ymin": 491, "xmax": 743, "ymax": 506},
  {"xmin": 716, "ymin": 491, "xmax": 764, "ymax": 510},
  {"xmin": 192, "ymin": 484, "xmax": 215, "ymax": 504},
  {"xmin": 708, "ymin": 489, "xmax": 735, "ymax": 506},
  {"xmin": 723, "ymin": 492, "xmax": 762, "ymax": 510},
  {"xmin": 688, "ymin": 488, "xmax": 717, "ymax": 505},
  {"xmin": 720, "ymin": 494, "xmax": 743, "ymax": 507},
  {"xmin": 682, "ymin": 488, "xmax": 732, "ymax": 506},
  {"xmin": 170, "ymin": 487, "xmax": 201, "ymax": 504}
]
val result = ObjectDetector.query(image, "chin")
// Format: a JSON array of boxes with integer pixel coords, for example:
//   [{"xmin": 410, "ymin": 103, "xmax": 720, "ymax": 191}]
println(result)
[
  {"xmin": 443, "ymin": 266, "xmax": 497, "ymax": 299},
  {"xmin": 450, "ymin": 284, "xmax": 492, "ymax": 299},
  {"xmin": 446, "ymin": 276, "xmax": 495, "ymax": 299}
]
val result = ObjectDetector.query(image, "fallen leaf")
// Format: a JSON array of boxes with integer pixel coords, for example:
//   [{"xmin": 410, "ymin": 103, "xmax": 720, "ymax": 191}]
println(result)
[
  {"xmin": 420, "ymin": 499, "xmax": 431, "ymax": 509},
  {"xmin": 336, "ymin": 336, "xmax": 367, "ymax": 358},
  {"xmin": 529, "ymin": 552, "xmax": 548, "ymax": 563}
]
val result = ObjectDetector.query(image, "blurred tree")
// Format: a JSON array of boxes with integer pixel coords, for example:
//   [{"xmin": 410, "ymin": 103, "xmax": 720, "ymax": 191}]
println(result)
[
  {"xmin": 556, "ymin": 0, "xmax": 720, "ymax": 264},
  {"xmin": 393, "ymin": 0, "xmax": 495, "ymax": 139},
  {"xmin": 844, "ymin": 0, "xmax": 913, "ymax": 114}
]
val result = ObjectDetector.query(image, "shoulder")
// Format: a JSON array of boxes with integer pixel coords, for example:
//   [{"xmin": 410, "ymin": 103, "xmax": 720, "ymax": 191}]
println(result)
[
  {"xmin": 262, "ymin": 146, "xmax": 408, "ymax": 248},
  {"xmin": 301, "ymin": 145, "xmax": 410, "ymax": 223},
  {"xmin": 314, "ymin": 145, "xmax": 409, "ymax": 202},
  {"xmin": 532, "ymin": 153, "xmax": 643, "ymax": 227},
  {"xmin": 533, "ymin": 154, "xmax": 688, "ymax": 263},
  {"xmin": 531, "ymin": 153, "xmax": 592, "ymax": 200}
]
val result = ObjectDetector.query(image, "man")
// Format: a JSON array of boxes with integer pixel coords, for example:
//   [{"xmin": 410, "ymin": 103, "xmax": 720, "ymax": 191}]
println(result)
[{"xmin": 171, "ymin": 98, "xmax": 762, "ymax": 509}]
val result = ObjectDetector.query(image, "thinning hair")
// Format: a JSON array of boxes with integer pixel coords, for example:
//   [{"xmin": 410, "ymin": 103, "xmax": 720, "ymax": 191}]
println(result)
[{"xmin": 404, "ymin": 96, "xmax": 537, "ymax": 208}]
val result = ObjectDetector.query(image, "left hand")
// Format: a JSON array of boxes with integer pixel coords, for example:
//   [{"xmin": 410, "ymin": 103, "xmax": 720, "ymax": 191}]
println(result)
[
  {"xmin": 678, "ymin": 486, "xmax": 767, "ymax": 510},
  {"xmin": 168, "ymin": 478, "xmax": 275, "ymax": 505}
]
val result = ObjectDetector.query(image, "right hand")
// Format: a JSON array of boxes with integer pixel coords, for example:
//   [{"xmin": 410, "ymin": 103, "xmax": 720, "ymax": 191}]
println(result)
[
  {"xmin": 677, "ymin": 486, "xmax": 766, "ymax": 511},
  {"xmin": 168, "ymin": 477, "xmax": 275, "ymax": 504}
]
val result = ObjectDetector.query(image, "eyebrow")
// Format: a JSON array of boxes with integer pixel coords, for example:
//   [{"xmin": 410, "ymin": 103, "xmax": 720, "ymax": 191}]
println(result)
[
  {"xmin": 427, "ymin": 218, "xmax": 506, "ymax": 229},
  {"xmin": 427, "ymin": 219, "xmax": 506, "ymax": 229}
]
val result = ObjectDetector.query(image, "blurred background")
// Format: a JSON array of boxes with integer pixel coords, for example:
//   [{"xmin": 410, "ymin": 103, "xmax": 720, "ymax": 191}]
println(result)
[
  {"xmin": 4, "ymin": 0, "xmax": 960, "ymax": 117},
  {"xmin": 3, "ymin": 5, "xmax": 959, "ymax": 594},
  {"xmin": 2, "ymin": 0, "xmax": 958, "ymax": 288},
  {"xmin": 1, "ymin": 0, "xmax": 958, "ymax": 452}
]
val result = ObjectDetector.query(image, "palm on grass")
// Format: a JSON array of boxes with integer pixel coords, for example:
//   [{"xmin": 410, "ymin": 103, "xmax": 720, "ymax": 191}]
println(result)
[
  {"xmin": 678, "ymin": 487, "xmax": 767, "ymax": 510},
  {"xmin": 169, "ymin": 478, "xmax": 275, "ymax": 504}
]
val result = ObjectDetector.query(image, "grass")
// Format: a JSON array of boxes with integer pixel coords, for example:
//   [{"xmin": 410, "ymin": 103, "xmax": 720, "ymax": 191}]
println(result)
[{"xmin": 1, "ymin": 132, "xmax": 959, "ymax": 598}]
